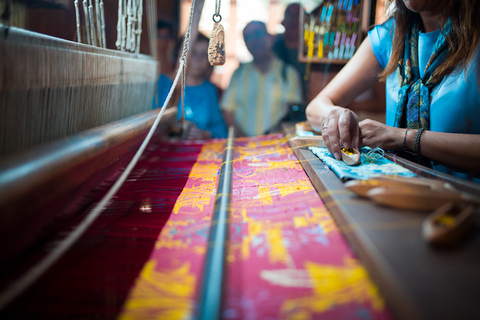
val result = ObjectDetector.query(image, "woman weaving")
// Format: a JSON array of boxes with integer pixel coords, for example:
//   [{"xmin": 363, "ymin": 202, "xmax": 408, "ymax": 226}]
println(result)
[{"xmin": 306, "ymin": 0, "xmax": 480, "ymax": 181}]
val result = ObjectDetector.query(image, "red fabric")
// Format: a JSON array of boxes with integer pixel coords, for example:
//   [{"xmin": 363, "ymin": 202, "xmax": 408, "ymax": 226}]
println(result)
[{"xmin": 1, "ymin": 140, "xmax": 203, "ymax": 319}]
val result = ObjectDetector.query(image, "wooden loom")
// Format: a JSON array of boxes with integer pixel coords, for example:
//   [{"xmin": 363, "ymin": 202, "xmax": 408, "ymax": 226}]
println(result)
[{"xmin": 2, "ymin": 2, "xmax": 480, "ymax": 320}]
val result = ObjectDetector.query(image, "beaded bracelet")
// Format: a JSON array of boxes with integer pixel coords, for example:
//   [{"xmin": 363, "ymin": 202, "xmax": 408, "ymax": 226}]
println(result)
[
  {"xmin": 414, "ymin": 128, "xmax": 425, "ymax": 156},
  {"xmin": 402, "ymin": 128, "xmax": 408, "ymax": 151}
]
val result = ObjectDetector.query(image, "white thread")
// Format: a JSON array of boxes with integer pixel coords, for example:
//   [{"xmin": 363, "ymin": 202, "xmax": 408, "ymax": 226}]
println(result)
[
  {"xmin": 0, "ymin": 0, "xmax": 197, "ymax": 311},
  {"xmin": 74, "ymin": 0, "xmax": 81, "ymax": 43},
  {"xmin": 135, "ymin": 0, "xmax": 143, "ymax": 54},
  {"xmin": 363, "ymin": 147, "xmax": 385, "ymax": 163},
  {"xmin": 100, "ymin": 0, "xmax": 106, "ymax": 48},
  {"xmin": 83, "ymin": 0, "xmax": 91, "ymax": 45},
  {"xmin": 121, "ymin": 0, "xmax": 127, "ymax": 50},
  {"xmin": 88, "ymin": 0, "xmax": 96, "ymax": 46},
  {"xmin": 115, "ymin": 0, "xmax": 123, "ymax": 48},
  {"xmin": 95, "ymin": 0, "xmax": 102, "ymax": 47}
]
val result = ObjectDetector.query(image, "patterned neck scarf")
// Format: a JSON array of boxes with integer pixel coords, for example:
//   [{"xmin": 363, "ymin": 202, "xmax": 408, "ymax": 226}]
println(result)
[{"xmin": 395, "ymin": 19, "xmax": 452, "ymax": 129}]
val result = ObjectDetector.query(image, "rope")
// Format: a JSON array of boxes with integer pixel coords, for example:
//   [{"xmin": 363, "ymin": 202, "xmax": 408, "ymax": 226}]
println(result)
[
  {"xmin": 178, "ymin": 0, "xmax": 196, "ymax": 127},
  {"xmin": 215, "ymin": 0, "xmax": 220, "ymax": 15},
  {"xmin": 213, "ymin": 0, "xmax": 221, "ymax": 22},
  {"xmin": 0, "ymin": 0, "xmax": 197, "ymax": 311}
]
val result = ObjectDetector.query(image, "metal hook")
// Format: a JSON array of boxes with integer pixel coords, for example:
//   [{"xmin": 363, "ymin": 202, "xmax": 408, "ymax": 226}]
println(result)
[{"xmin": 212, "ymin": 13, "xmax": 222, "ymax": 23}]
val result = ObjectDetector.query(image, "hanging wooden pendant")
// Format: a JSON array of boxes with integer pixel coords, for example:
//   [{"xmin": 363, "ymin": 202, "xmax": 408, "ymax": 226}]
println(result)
[{"xmin": 208, "ymin": 22, "xmax": 226, "ymax": 66}]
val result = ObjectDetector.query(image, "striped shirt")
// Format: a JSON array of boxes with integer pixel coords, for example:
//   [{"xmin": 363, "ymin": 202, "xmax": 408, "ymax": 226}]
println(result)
[{"xmin": 221, "ymin": 57, "xmax": 303, "ymax": 136}]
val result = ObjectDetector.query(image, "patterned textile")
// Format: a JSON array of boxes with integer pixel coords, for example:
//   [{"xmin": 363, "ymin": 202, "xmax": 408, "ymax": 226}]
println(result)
[
  {"xmin": 310, "ymin": 146, "xmax": 416, "ymax": 180},
  {"xmin": 395, "ymin": 19, "xmax": 452, "ymax": 129},
  {"xmin": 119, "ymin": 135, "xmax": 392, "ymax": 319},
  {"xmin": 220, "ymin": 58, "xmax": 303, "ymax": 136}
]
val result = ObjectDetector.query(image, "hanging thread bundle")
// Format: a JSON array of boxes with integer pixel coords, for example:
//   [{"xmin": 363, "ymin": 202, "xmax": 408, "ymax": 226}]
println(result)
[
  {"xmin": 115, "ymin": 0, "xmax": 143, "ymax": 52},
  {"xmin": 74, "ymin": 0, "xmax": 106, "ymax": 47}
]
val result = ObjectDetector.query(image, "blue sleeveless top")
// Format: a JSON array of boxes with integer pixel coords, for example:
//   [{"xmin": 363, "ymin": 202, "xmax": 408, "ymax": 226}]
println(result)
[{"xmin": 369, "ymin": 19, "xmax": 480, "ymax": 182}]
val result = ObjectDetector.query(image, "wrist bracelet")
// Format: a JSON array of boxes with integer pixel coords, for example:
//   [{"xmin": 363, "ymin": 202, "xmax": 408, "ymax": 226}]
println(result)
[
  {"xmin": 402, "ymin": 128, "xmax": 408, "ymax": 151},
  {"xmin": 413, "ymin": 128, "xmax": 425, "ymax": 156}
]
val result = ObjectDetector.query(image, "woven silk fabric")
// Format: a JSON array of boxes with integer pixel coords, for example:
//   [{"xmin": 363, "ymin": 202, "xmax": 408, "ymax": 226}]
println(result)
[
  {"xmin": 119, "ymin": 135, "xmax": 392, "ymax": 320},
  {"xmin": 395, "ymin": 19, "xmax": 452, "ymax": 129}
]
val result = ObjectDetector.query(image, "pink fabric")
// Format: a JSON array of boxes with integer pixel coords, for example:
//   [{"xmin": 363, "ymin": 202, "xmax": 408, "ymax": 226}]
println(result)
[{"xmin": 120, "ymin": 135, "xmax": 392, "ymax": 320}]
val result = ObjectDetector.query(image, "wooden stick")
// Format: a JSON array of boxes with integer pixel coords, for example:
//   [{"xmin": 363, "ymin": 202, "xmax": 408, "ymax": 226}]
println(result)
[
  {"xmin": 289, "ymin": 135, "xmax": 326, "ymax": 148},
  {"xmin": 345, "ymin": 176, "xmax": 453, "ymax": 198},
  {"xmin": 366, "ymin": 185, "xmax": 480, "ymax": 211}
]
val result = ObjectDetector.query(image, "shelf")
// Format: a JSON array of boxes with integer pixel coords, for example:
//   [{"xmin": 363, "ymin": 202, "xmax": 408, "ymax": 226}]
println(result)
[{"xmin": 299, "ymin": 0, "xmax": 364, "ymax": 64}]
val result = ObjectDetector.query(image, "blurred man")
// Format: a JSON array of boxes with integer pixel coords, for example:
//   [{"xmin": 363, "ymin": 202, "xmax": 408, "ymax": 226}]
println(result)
[{"xmin": 221, "ymin": 21, "xmax": 303, "ymax": 136}]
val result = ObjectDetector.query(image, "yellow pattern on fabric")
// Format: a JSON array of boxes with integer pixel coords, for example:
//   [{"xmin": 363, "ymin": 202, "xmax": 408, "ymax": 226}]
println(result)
[
  {"xmin": 237, "ymin": 142, "xmax": 293, "ymax": 161},
  {"xmin": 189, "ymin": 162, "xmax": 220, "ymax": 182},
  {"xmin": 258, "ymin": 185, "xmax": 273, "ymax": 205},
  {"xmin": 280, "ymin": 257, "xmax": 385, "ymax": 319},
  {"xmin": 119, "ymin": 261, "xmax": 196, "ymax": 320},
  {"xmin": 239, "ymin": 208, "xmax": 261, "ymax": 260},
  {"xmin": 310, "ymin": 206, "xmax": 337, "ymax": 234},
  {"xmin": 155, "ymin": 237, "xmax": 192, "ymax": 250},
  {"xmin": 276, "ymin": 179, "xmax": 312, "ymax": 197},
  {"xmin": 266, "ymin": 228, "xmax": 288, "ymax": 264},
  {"xmin": 268, "ymin": 159, "xmax": 302, "ymax": 170},
  {"xmin": 293, "ymin": 207, "xmax": 338, "ymax": 235},
  {"xmin": 196, "ymin": 140, "xmax": 224, "ymax": 161},
  {"xmin": 172, "ymin": 184, "xmax": 214, "ymax": 214}
]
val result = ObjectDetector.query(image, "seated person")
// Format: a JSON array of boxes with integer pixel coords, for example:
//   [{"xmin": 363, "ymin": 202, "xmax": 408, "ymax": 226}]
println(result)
[
  {"xmin": 306, "ymin": 0, "xmax": 480, "ymax": 182},
  {"xmin": 221, "ymin": 21, "xmax": 303, "ymax": 137},
  {"xmin": 153, "ymin": 33, "xmax": 228, "ymax": 139}
]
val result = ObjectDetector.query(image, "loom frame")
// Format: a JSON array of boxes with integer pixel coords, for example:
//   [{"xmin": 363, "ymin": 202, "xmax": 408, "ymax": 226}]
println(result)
[{"xmin": 0, "ymin": 108, "xmax": 177, "ymax": 263}]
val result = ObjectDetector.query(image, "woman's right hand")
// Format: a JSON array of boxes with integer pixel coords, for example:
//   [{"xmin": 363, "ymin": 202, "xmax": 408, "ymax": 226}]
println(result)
[
  {"xmin": 305, "ymin": 36, "xmax": 382, "ymax": 159},
  {"xmin": 320, "ymin": 107, "xmax": 360, "ymax": 160}
]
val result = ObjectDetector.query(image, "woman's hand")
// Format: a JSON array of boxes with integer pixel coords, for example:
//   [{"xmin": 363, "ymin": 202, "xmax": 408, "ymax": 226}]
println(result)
[
  {"xmin": 359, "ymin": 119, "xmax": 404, "ymax": 150},
  {"xmin": 321, "ymin": 107, "xmax": 360, "ymax": 160}
]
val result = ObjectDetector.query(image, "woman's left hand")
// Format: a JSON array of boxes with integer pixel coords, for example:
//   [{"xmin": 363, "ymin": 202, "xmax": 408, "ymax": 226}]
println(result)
[{"xmin": 359, "ymin": 119, "xmax": 404, "ymax": 151}]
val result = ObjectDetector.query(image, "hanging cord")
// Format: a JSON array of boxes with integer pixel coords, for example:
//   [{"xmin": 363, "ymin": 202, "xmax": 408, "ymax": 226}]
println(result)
[
  {"xmin": 88, "ymin": 0, "xmax": 96, "ymax": 45},
  {"xmin": 178, "ymin": 0, "xmax": 197, "ymax": 129},
  {"xmin": 83, "ymin": 0, "xmax": 91, "ymax": 45},
  {"xmin": 115, "ymin": 0, "xmax": 123, "ymax": 48},
  {"xmin": 0, "ymin": 0, "xmax": 197, "ymax": 312},
  {"xmin": 95, "ymin": 0, "xmax": 102, "ymax": 46},
  {"xmin": 74, "ymin": 0, "xmax": 81, "ymax": 42},
  {"xmin": 100, "ymin": 0, "xmax": 106, "ymax": 47},
  {"xmin": 213, "ymin": 0, "xmax": 221, "ymax": 22},
  {"xmin": 180, "ymin": 60, "xmax": 186, "ymax": 128}
]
